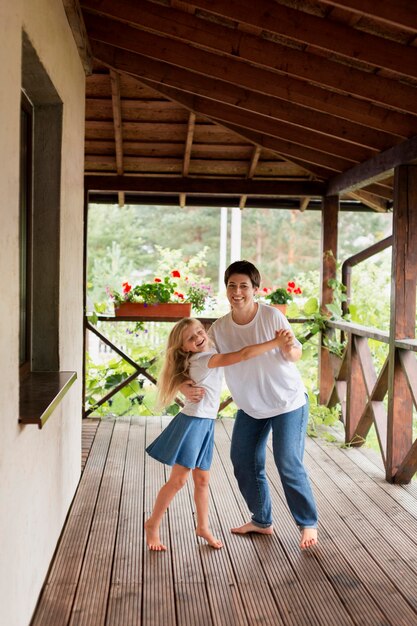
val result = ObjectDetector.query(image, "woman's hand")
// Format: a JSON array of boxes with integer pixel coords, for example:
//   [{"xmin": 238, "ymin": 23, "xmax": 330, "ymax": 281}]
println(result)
[
  {"xmin": 179, "ymin": 379, "xmax": 205, "ymax": 402},
  {"xmin": 275, "ymin": 329, "xmax": 302, "ymax": 362}
]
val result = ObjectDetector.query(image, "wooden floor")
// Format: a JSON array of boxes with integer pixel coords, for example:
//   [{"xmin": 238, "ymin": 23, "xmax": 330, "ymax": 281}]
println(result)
[{"xmin": 32, "ymin": 416, "xmax": 417, "ymax": 626}]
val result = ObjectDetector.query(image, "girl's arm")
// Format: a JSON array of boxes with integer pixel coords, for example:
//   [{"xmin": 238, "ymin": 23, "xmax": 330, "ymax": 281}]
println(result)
[{"xmin": 207, "ymin": 329, "xmax": 300, "ymax": 368}]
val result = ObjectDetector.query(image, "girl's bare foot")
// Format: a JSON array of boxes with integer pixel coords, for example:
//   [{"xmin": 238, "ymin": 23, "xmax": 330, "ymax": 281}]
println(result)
[
  {"xmin": 231, "ymin": 522, "xmax": 274, "ymax": 535},
  {"xmin": 196, "ymin": 527, "xmax": 223, "ymax": 549},
  {"xmin": 300, "ymin": 528, "xmax": 318, "ymax": 550},
  {"xmin": 145, "ymin": 519, "xmax": 167, "ymax": 551}
]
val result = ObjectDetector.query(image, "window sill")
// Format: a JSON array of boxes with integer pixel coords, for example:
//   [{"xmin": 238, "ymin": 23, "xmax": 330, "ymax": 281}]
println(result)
[{"xmin": 19, "ymin": 371, "xmax": 77, "ymax": 429}]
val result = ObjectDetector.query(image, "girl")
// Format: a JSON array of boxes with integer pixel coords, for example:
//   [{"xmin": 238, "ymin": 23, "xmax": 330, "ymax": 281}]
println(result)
[{"xmin": 145, "ymin": 317, "xmax": 293, "ymax": 551}]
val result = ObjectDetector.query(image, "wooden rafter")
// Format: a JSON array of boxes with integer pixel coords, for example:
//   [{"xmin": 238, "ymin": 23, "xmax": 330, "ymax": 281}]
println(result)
[
  {"xmin": 183, "ymin": 112, "xmax": 195, "ymax": 177},
  {"xmin": 180, "ymin": 111, "xmax": 195, "ymax": 207},
  {"xmin": 88, "ymin": 39, "xmax": 417, "ymax": 139},
  {"xmin": 179, "ymin": 0, "xmax": 417, "ymax": 81},
  {"xmin": 239, "ymin": 145, "xmax": 261, "ymax": 209},
  {"xmin": 82, "ymin": 11, "xmax": 417, "ymax": 115},
  {"xmin": 319, "ymin": 0, "xmax": 417, "ymax": 32},
  {"xmin": 109, "ymin": 69, "xmax": 125, "ymax": 206},
  {"xmin": 132, "ymin": 79, "xmax": 376, "ymax": 163},
  {"xmin": 347, "ymin": 190, "xmax": 388, "ymax": 213},
  {"xmin": 115, "ymin": 53, "xmax": 401, "ymax": 150},
  {"xmin": 63, "ymin": 0, "xmax": 93, "ymax": 74}
]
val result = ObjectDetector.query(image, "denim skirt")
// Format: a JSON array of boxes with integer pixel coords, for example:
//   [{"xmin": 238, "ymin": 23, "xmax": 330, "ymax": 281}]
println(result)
[{"xmin": 146, "ymin": 412, "xmax": 215, "ymax": 471}]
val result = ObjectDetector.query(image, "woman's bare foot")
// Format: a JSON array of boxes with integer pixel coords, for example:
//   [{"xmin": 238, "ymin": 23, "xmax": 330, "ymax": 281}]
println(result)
[
  {"xmin": 231, "ymin": 522, "xmax": 274, "ymax": 535},
  {"xmin": 196, "ymin": 527, "xmax": 223, "ymax": 549},
  {"xmin": 300, "ymin": 528, "xmax": 318, "ymax": 550},
  {"xmin": 145, "ymin": 519, "xmax": 167, "ymax": 551}
]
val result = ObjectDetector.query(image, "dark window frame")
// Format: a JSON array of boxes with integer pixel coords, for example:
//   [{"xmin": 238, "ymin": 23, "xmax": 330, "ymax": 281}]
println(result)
[{"xmin": 19, "ymin": 92, "xmax": 33, "ymax": 378}]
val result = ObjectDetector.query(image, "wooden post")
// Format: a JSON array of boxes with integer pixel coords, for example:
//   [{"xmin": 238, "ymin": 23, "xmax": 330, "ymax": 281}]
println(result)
[
  {"xmin": 319, "ymin": 195, "xmax": 339, "ymax": 404},
  {"xmin": 386, "ymin": 165, "xmax": 417, "ymax": 482}
]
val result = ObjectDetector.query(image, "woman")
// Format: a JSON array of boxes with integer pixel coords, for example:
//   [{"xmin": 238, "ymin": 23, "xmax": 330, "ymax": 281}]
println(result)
[{"xmin": 181, "ymin": 260, "xmax": 318, "ymax": 549}]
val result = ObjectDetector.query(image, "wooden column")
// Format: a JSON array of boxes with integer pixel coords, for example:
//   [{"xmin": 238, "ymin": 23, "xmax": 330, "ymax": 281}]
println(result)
[
  {"xmin": 319, "ymin": 195, "xmax": 339, "ymax": 404},
  {"xmin": 386, "ymin": 165, "xmax": 417, "ymax": 482}
]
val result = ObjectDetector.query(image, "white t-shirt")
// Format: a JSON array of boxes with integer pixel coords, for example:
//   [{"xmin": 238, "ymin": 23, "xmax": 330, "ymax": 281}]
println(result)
[
  {"xmin": 181, "ymin": 348, "xmax": 222, "ymax": 420},
  {"xmin": 209, "ymin": 302, "xmax": 306, "ymax": 419}
]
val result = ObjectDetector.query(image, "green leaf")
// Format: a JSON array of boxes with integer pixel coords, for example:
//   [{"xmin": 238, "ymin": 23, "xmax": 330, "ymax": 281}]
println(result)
[
  {"xmin": 105, "ymin": 372, "xmax": 127, "ymax": 388},
  {"xmin": 303, "ymin": 297, "xmax": 319, "ymax": 316}
]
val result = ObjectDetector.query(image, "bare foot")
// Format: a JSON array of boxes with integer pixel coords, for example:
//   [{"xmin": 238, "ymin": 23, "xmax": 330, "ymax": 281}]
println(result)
[
  {"xmin": 145, "ymin": 519, "xmax": 167, "ymax": 551},
  {"xmin": 231, "ymin": 522, "xmax": 274, "ymax": 535},
  {"xmin": 300, "ymin": 528, "xmax": 318, "ymax": 550},
  {"xmin": 196, "ymin": 527, "xmax": 223, "ymax": 549}
]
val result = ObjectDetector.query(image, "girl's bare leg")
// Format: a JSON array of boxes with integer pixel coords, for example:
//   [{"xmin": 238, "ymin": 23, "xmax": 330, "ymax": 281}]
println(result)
[
  {"xmin": 300, "ymin": 528, "xmax": 318, "ymax": 550},
  {"xmin": 145, "ymin": 464, "xmax": 190, "ymax": 551},
  {"xmin": 192, "ymin": 468, "xmax": 223, "ymax": 549}
]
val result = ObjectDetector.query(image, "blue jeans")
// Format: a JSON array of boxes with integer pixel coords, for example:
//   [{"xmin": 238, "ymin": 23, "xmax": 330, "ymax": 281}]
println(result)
[{"xmin": 230, "ymin": 399, "xmax": 318, "ymax": 529}]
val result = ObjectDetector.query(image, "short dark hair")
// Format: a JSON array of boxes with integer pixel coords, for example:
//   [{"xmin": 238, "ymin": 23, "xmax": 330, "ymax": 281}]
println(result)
[{"xmin": 224, "ymin": 260, "xmax": 261, "ymax": 288}]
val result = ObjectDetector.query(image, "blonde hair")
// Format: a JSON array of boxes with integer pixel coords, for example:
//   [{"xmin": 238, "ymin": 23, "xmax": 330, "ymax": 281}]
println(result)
[{"xmin": 157, "ymin": 318, "xmax": 203, "ymax": 409}]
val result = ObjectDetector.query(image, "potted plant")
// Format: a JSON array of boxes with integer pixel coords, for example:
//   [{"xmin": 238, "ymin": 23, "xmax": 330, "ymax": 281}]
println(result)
[
  {"xmin": 109, "ymin": 269, "xmax": 213, "ymax": 318},
  {"xmin": 262, "ymin": 281, "xmax": 302, "ymax": 314}
]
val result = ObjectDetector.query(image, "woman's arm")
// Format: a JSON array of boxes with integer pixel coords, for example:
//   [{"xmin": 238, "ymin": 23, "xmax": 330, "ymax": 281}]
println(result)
[
  {"xmin": 207, "ymin": 329, "xmax": 294, "ymax": 368},
  {"xmin": 178, "ymin": 380, "xmax": 205, "ymax": 402}
]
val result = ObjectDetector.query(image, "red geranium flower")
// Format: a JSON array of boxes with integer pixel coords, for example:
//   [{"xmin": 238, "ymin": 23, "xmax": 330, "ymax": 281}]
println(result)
[
  {"xmin": 154, "ymin": 277, "xmax": 162, "ymax": 283},
  {"xmin": 171, "ymin": 269, "xmax": 181, "ymax": 278},
  {"xmin": 122, "ymin": 281, "xmax": 132, "ymax": 294},
  {"xmin": 287, "ymin": 281, "xmax": 296, "ymax": 292},
  {"xmin": 294, "ymin": 287, "xmax": 302, "ymax": 295}
]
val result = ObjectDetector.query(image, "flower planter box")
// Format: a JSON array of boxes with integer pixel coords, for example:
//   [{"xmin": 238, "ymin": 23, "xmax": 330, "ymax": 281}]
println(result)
[
  {"xmin": 114, "ymin": 302, "xmax": 192, "ymax": 318},
  {"xmin": 271, "ymin": 304, "xmax": 287, "ymax": 315}
]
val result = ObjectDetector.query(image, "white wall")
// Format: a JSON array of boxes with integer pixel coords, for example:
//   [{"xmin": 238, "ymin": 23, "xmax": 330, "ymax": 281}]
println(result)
[{"xmin": 0, "ymin": 1, "xmax": 85, "ymax": 624}]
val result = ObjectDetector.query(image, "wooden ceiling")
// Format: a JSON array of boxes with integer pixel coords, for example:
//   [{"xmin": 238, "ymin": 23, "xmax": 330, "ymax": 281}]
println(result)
[{"xmin": 72, "ymin": 0, "xmax": 417, "ymax": 211}]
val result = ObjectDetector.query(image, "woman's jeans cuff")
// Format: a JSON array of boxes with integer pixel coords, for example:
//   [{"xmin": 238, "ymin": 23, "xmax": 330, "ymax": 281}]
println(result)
[{"xmin": 251, "ymin": 518, "xmax": 273, "ymax": 529}]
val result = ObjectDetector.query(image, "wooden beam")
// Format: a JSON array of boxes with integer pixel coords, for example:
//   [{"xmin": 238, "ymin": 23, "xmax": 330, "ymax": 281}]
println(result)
[
  {"xmin": 183, "ymin": 112, "xmax": 195, "ymax": 176},
  {"xmin": 319, "ymin": 196, "xmax": 339, "ymax": 405},
  {"xmin": 135, "ymin": 79, "xmax": 376, "ymax": 163},
  {"xmin": 88, "ymin": 39, "xmax": 417, "ymax": 138},
  {"xmin": 109, "ymin": 70, "xmax": 125, "ymax": 206},
  {"xmin": 89, "ymin": 60, "xmax": 357, "ymax": 177},
  {"xmin": 239, "ymin": 145, "xmax": 261, "ymax": 209},
  {"xmin": 318, "ymin": 0, "xmax": 417, "ymax": 33},
  {"xmin": 82, "ymin": 11, "xmax": 417, "ymax": 115},
  {"xmin": 220, "ymin": 122, "xmax": 350, "ymax": 178},
  {"xmin": 63, "ymin": 0, "xmax": 93, "ymax": 74},
  {"xmin": 327, "ymin": 135, "xmax": 417, "ymax": 195},
  {"xmin": 247, "ymin": 145, "xmax": 261, "ymax": 178},
  {"xmin": 347, "ymin": 190, "xmax": 388, "ymax": 213},
  {"xmin": 133, "ymin": 60, "xmax": 405, "ymax": 149},
  {"xmin": 84, "ymin": 175, "xmax": 325, "ymax": 197},
  {"xmin": 387, "ymin": 165, "xmax": 417, "ymax": 483},
  {"xmin": 180, "ymin": 0, "xmax": 417, "ymax": 81}
]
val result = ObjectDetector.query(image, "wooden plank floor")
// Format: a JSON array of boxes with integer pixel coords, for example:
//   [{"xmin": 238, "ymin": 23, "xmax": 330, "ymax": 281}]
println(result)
[{"xmin": 31, "ymin": 417, "xmax": 417, "ymax": 626}]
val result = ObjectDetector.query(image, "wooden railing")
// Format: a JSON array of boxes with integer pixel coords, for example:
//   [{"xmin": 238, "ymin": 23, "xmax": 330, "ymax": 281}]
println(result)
[
  {"xmin": 84, "ymin": 314, "xmax": 307, "ymax": 418},
  {"xmin": 325, "ymin": 319, "xmax": 417, "ymax": 483},
  {"xmin": 85, "ymin": 314, "xmax": 417, "ymax": 483}
]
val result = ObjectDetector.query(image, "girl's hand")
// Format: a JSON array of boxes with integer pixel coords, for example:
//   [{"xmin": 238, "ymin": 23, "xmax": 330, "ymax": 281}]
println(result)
[{"xmin": 179, "ymin": 379, "xmax": 205, "ymax": 402}]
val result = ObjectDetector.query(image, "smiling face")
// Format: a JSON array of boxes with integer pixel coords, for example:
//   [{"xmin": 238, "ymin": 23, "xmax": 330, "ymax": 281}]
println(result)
[
  {"xmin": 226, "ymin": 273, "xmax": 258, "ymax": 314},
  {"xmin": 182, "ymin": 321, "xmax": 209, "ymax": 353}
]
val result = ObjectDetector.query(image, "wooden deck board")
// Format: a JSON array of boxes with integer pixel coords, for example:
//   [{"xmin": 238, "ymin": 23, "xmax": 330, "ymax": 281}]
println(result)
[{"xmin": 31, "ymin": 417, "xmax": 417, "ymax": 626}]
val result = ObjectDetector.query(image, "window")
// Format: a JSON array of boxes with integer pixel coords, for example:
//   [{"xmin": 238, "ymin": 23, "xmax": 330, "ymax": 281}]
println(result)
[{"xmin": 19, "ymin": 33, "xmax": 76, "ymax": 427}]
